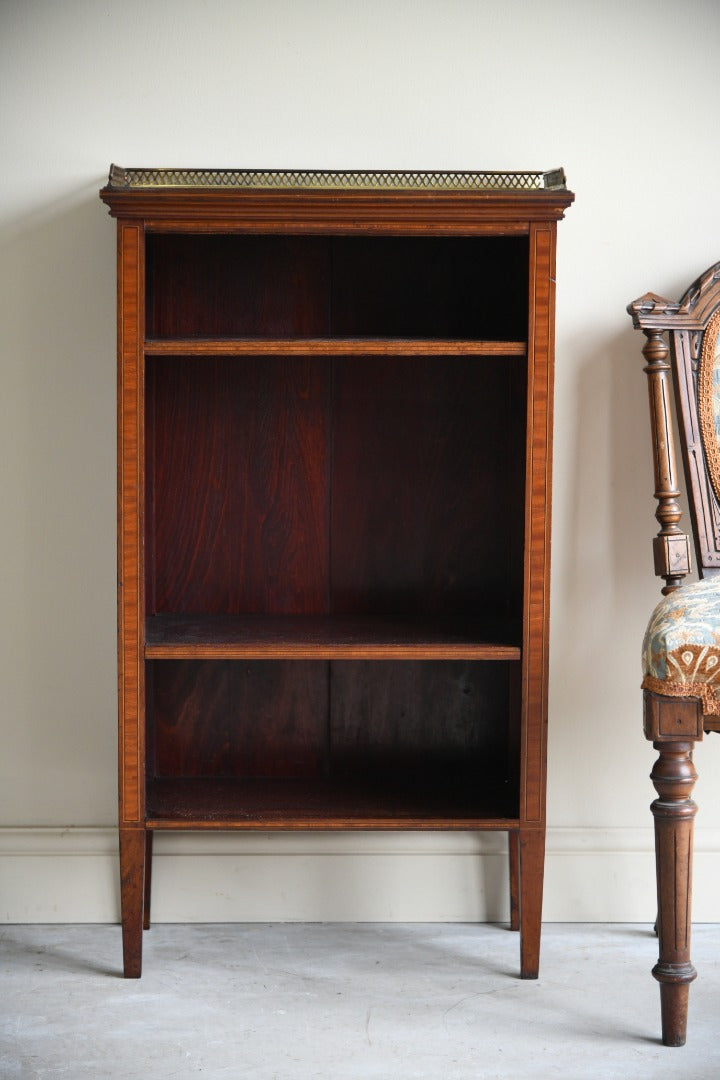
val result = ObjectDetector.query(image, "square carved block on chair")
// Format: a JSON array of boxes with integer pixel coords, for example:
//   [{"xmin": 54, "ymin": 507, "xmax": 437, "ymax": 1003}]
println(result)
[{"xmin": 629, "ymin": 261, "xmax": 720, "ymax": 1046}]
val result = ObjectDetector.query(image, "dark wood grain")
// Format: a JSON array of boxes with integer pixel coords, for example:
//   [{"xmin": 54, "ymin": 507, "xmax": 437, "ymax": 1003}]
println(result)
[
  {"xmin": 331, "ymin": 355, "xmax": 526, "ymax": 620},
  {"xmin": 149, "ymin": 660, "xmax": 328, "ymax": 779},
  {"xmin": 329, "ymin": 660, "xmax": 516, "ymax": 787},
  {"xmin": 145, "ymin": 774, "xmax": 519, "ymax": 829},
  {"xmin": 147, "ymin": 353, "xmax": 526, "ymax": 623},
  {"xmin": 147, "ymin": 356, "xmax": 329, "ymax": 614},
  {"xmin": 145, "ymin": 234, "xmax": 528, "ymax": 341},
  {"xmin": 330, "ymin": 236, "xmax": 528, "ymax": 340},
  {"xmin": 146, "ymin": 234, "xmax": 331, "ymax": 338},
  {"xmin": 148, "ymin": 658, "xmax": 519, "ymax": 804}
]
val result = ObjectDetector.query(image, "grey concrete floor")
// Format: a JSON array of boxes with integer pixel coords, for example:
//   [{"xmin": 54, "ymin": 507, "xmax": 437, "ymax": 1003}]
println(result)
[{"xmin": 1, "ymin": 923, "xmax": 719, "ymax": 1079}]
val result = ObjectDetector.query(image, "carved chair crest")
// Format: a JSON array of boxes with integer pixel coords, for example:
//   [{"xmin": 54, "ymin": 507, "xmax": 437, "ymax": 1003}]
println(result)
[{"xmin": 629, "ymin": 262, "xmax": 720, "ymax": 587}]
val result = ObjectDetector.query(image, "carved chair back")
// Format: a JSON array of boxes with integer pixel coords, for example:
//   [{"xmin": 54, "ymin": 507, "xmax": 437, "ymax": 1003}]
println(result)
[{"xmin": 629, "ymin": 262, "xmax": 720, "ymax": 592}]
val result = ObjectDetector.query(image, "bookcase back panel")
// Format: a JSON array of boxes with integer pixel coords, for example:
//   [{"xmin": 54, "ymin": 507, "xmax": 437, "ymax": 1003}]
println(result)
[
  {"xmin": 149, "ymin": 660, "xmax": 327, "ymax": 779},
  {"xmin": 330, "ymin": 356, "xmax": 525, "ymax": 618},
  {"xmin": 147, "ymin": 356, "xmax": 330, "ymax": 614},
  {"xmin": 148, "ymin": 658, "xmax": 517, "ymax": 799},
  {"xmin": 329, "ymin": 659, "xmax": 514, "ymax": 773},
  {"xmin": 329, "ymin": 237, "xmax": 528, "ymax": 340},
  {"xmin": 145, "ymin": 234, "xmax": 529, "ymax": 341},
  {"xmin": 147, "ymin": 235, "xmax": 331, "ymax": 338},
  {"xmin": 146, "ymin": 356, "xmax": 525, "ymax": 620}
]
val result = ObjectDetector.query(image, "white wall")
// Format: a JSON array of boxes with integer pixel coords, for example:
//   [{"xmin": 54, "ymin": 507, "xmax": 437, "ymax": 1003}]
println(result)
[{"xmin": 2, "ymin": 0, "xmax": 720, "ymax": 923}]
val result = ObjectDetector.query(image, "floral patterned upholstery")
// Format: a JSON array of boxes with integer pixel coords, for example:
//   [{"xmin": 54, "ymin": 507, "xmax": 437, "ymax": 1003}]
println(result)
[{"xmin": 643, "ymin": 577, "xmax": 720, "ymax": 714}]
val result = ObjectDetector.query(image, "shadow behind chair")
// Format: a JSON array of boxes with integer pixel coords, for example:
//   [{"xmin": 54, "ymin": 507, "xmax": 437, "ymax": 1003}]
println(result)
[{"xmin": 629, "ymin": 261, "xmax": 720, "ymax": 1046}]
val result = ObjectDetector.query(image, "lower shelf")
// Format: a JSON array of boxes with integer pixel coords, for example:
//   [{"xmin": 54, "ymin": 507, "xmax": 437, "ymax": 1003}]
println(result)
[{"xmin": 145, "ymin": 775, "xmax": 519, "ymax": 830}]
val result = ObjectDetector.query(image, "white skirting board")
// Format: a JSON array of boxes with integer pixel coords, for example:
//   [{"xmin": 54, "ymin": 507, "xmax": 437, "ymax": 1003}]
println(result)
[{"xmin": 2, "ymin": 827, "xmax": 719, "ymax": 924}]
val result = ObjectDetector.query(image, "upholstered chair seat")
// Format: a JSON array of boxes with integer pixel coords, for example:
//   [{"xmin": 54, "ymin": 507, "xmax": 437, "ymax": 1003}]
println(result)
[{"xmin": 643, "ymin": 577, "xmax": 720, "ymax": 716}]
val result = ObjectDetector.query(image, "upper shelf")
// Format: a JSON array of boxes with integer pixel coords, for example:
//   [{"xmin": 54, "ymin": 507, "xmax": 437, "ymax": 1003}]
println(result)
[
  {"xmin": 144, "ymin": 338, "xmax": 527, "ymax": 357},
  {"xmin": 145, "ymin": 613, "xmax": 522, "ymax": 661}
]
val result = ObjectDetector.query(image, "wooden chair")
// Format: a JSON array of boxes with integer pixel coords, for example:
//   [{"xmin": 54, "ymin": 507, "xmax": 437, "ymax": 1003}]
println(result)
[{"xmin": 629, "ymin": 260, "xmax": 720, "ymax": 1046}]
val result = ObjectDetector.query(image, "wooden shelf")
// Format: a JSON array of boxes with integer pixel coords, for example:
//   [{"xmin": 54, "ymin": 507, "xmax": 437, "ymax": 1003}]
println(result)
[
  {"xmin": 144, "ymin": 338, "xmax": 527, "ymax": 357},
  {"xmin": 145, "ymin": 613, "xmax": 522, "ymax": 660},
  {"xmin": 145, "ymin": 775, "xmax": 520, "ymax": 830}
]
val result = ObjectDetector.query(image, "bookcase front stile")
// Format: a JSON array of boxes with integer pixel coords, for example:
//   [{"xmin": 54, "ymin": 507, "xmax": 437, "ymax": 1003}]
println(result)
[{"xmin": 118, "ymin": 223, "xmax": 145, "ymax": 828}]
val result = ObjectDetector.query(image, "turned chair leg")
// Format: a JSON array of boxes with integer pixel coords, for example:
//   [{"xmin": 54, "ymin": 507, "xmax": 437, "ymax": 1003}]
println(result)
[
  {"xmin": 119, "ymin": 826, "xmax": 146, "ymax": 978},
  {"xmin": 644, "ymin": 691, "xmax": 703, "ymax": 1045},
  {"xmin": 650, "ymin": 740, "xmax": 698, "ymax": 1046}
]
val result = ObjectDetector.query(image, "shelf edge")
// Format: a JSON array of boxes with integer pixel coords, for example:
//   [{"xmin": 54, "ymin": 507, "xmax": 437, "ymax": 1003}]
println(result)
[
  {"xmin": 145, "ymin": 817, "xmax": 520, "ymax": 831},
  {"xmin": 143, "ymin": 338, "xmax": 528, "ymax": 358},
  {"xmin": 145, "ymin": 644, "xmax": 522, "ymax": 661}
]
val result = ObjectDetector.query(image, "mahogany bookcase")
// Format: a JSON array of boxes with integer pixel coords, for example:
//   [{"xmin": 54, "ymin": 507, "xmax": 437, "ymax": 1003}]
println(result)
[{"xmin": 100, "ymin": 167, "xmax": 573, "ymax": 977}]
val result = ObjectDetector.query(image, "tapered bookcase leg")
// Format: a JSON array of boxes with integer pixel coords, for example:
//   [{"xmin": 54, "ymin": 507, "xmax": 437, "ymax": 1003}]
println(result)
[
  {"xmin": 143, "ymin": 830, "xmax": 153, "ymax": 931},
  {"xmin": 119, "ymin": 827, "xmax": 146, "ymax": 978},
  {"xmin": 519, "ymin": 828, "xmax": 545, "ymax": 979},
  {"xmin": 508, "ymin": 830, "xmax": 520, "ymax": 931},
  {"xmin": 651, "ymin": 740, "xmax": 698, "ymax": 1046}
]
